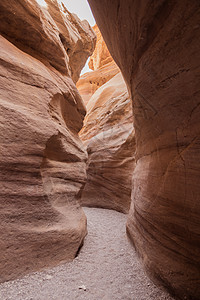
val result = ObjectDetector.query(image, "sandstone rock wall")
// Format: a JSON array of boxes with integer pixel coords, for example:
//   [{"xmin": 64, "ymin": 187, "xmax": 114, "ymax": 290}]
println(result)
[
  {"xmin": 78, "ymin": 28, "xmax": 135, "ymax": 213},
  {"xmin": 0, "ymin": 0, "xmax": 95, "ymax": 282},
  {"xmin": 76, "ymin": 25, "xmax": 119, "ymax": 105},
  {"xmin": 88, "ymin": 1, "xmax": 200, "ymax": 299},
  {"xmin": 88, "ymin": 24, "xmax": 113, "ymax": 71},
  {"xmin": 76, "ymin": 61, "xmax": 119, "ymax": 105},
  {"xmin": 80, "ymin": 73, "xmax": 135, "ymax": 213}
]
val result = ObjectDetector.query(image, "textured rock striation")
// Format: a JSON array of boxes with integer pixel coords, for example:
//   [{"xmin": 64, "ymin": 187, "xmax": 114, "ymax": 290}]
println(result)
[
  {"xmin": 0, "ymin": 0, "xmax": 96, "ymax": 282},
  {"xmin": 76, "ymin": 61, "xmax": 119, "ymax": 106},
  {"xmin": 78, "ymin": 30, "xmax": 135, "ymax": 213},
  {"xmin": 76, "ymin": 25, "xmax": 119, "ymax": 105},
  {"xmin": 80, "ymin": 73, "xmax": 135, "ymax": 213},
  {"xmin": 88, "ymin": 1, "xmax": 200, "ymax": 299},
  {"xmin": 88, "ymin": 24, "xmax": 113, "ymax": 71}
]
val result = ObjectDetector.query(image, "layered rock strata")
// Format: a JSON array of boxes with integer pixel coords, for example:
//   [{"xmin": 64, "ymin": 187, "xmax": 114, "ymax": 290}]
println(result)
[
  {"xmin": 78, "ymin": 29, "xmax": 135, "ymax": 213},
  {"xmin": 88, "ymin": 1, "xmax": 200, "ymax": 299},
  {"xmin": 0, "ymin": 0, "xmax": 95, "ymax": 282},
  {"xmin": 76, "ymin": 24, "xmax": 119, "ymax": 105},
  {"xmin": 80, "ymin": 72, "xmax": 135, "ymax": 213},
  {"xmin": 76, "ymin": 61, "xmax": 119, "ymax": 106},
  {"xmin": 88, "ymin": 24, "xmax": 113, "ymax": 71}
]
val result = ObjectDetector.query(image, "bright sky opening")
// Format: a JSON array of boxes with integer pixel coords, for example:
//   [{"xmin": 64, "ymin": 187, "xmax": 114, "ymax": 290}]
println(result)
[
  {"xmin": 60, "ymin": 0, "xmax": 95, "ymax": 26},
  {"xmin": 36, "ymin": 0, "xmax": 47, "ymax": 7}
]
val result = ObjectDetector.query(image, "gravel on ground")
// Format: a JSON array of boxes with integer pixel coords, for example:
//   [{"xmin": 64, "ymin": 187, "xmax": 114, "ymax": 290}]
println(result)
[{"xmin": 0, "ymin": 207, "xmax": 175, "ymax": 300}]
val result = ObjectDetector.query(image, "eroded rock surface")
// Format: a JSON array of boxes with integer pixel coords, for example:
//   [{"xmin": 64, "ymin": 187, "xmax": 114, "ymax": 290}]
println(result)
[
  {"xmin": 88, "ymin": 24, "xmax": 113, "ymax": 71},
  {"xmin": 78, "ymin": 29, "xmax": 135, "ymax": 213},
  {"xmin": 88, "ymin": 1, "xmax": 200, "ymax": 299},
  {"xmin": 80, "ymin": 73, "xmax": 135, "ymax": 213},
  {"xmin": 76, "ymin": 25, "xmax": 119, "ymax": 105},
  {"xmin": 0, "ymin": 0, "xmax": 95, "ymax": 282}
]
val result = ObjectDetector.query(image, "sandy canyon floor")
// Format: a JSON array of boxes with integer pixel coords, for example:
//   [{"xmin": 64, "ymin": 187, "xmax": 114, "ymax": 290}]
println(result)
[{"xmin": 0, "ymin": 208, "xmax": 174, "ymax": 300}]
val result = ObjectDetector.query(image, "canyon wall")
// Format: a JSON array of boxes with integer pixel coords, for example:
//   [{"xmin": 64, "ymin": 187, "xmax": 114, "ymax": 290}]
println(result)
[
  {"xmin": 79, "ymin": 72, "xmax": 135, "ymax": 213},
  {"xmin": 77, "ymin": 24, "xmax": 119, "ymax": 105},
  {"xmin": 0, "ymin": 0, "xmax": 95, "ymax": 282},
  {"xmin": 78, "ymin": 28, "xmax": 135, "ymax": 213},
  {"xmin": 88, "ymin": 1, "xmax": 200, "ymax": 299}
]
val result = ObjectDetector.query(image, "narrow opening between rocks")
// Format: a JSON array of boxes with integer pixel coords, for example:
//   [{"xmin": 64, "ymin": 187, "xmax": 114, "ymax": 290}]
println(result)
[{"xmin": 0, "ymin": 1, "xmax": 199, "ymax": 300}]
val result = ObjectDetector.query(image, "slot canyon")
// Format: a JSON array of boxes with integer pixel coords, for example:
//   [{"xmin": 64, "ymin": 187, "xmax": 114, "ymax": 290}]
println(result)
[{"xmin": 0, "ymin": 0, "xmax": 199, "ymax": 300}]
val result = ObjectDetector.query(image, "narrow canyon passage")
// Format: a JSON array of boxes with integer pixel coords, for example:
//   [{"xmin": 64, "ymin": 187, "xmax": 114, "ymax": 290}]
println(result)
[
  {"xmin": 1, "ymin": 1, "xmax": 199, "ymax": 299},
  {"xmin": 0, "ymin": 208, "xmax": 173, "ymax": 300}
]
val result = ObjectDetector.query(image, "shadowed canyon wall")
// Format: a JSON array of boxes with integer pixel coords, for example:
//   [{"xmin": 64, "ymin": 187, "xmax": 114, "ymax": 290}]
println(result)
[
  {"xmin": 0, "ymin": 0, "xmax": 96, "ymax": 282},
  {"xmin": 88, "ymin": 0, "xmax": 200, "ymax": 299},
  {"xmin": 78, "ymin": 30, "xmax": 135, "ymax": 213}
]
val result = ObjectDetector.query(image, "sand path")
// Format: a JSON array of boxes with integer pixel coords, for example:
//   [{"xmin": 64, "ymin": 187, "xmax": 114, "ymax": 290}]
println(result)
[{"xmin": 0, "ymin": 208, "xmax": 174, "ymax": 300}]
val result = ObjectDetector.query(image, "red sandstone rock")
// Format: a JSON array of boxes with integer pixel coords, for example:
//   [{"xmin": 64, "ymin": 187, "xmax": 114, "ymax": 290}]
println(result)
[
  {"xmin": 0, "ymin": 0, "xmax": 96, "ymax": 83},
  {"xmin": 79, "ymin": 72, "xmax": 135, "ymax": 213},
  {"xmin": 77, "ymin": 25, "xmax": 119, "ymax": 105},
  {"xmin": 76, "ymin": 61, "xmax": 119, "ymax": 105},
  {"xmin": 88, "ymin": 0, "xmax": 200, "ymax": 299},
  {"xmin": 78, "ymin": 26, "xmax": 135, "ymax": 213},
  {"xmin": 88, "ymin": 24, "xmax": 113, "ymax": 71},
  {"xmin": 0, "ymin": 0, "xmax": 95, "ymax": 282}
]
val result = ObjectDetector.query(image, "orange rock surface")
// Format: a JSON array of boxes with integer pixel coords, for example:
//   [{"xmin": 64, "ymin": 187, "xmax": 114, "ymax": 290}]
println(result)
[
  {"xmin": 76, "ymin": 25, "xmax": 119, "ymax": 105},
  {"xmin": 88, "ymin": 24, "xmax": 113, "ymax": 71},
  {"xmin": 78, "ymin": 28, "xmax": 135, "ymax": 213},
  {"xmin": 76, "ymin": 61, "xmax": 119, "ymax": 105},
  {"xmin": 88, "ymin": 1, "xmax": 200, "ymax": 299},
  {"xmin": 0, "ymin": 0, "xmax": 95, "ymax": 282},
  {"xmin": 80, "ymin": 72, "xmax": 135, "ymax": 213}
]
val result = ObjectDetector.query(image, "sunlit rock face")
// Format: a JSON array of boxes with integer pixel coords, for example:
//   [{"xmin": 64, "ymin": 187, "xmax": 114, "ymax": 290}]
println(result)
[
  {"xmin": 0, "ymin": 0, "xmax": 96, "ymax": 282},
  {"xmin": 78, "ymin": 28, "xmax": 135, "ymax": 213},
  {"xmin": 88, "ymin": 24, "xmax": 113, "ymax": 71},
  {"xmin": 80, "ymin": 73, "xmax": 135, "ymax": 213},
  {"xmin": 88, "ymin": 0, "xmax": 200, "ymax": 299},
  {"xmin": 0, "ymin": 0, "xmax": 96, "ymax": 83},
  {"xmin": 76, "ymin": 25, "xmax": 119, "ymax": 105}
]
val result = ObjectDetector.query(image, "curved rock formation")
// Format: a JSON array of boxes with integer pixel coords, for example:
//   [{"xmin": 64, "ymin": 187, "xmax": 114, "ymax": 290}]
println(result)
[
  {"xmin": 0, "ymin": 0, "xmax": 96, "ymax": 83},
  {"xmin": 76, "ymin": 61, "xmax": 119, "ymax": 105},
  {"xmin": 88, "ymin": 24, "xmax": 113, "ymax": 71},
  {"xmin": 80, "ymin": 72, "xmax": 135, "ymax": 213},
  {"xmin": 0, "ymin": 0, "xmax": 95, "ymax": 282},
  {"xmin": 88, "ymin": 1, "xmax": 200, "ymax": 299},
  {"xmin": 78, "ymin": 26, "xmax": 135, "ymax": 213},
  {"xmin": 76, "ymin": 25, "xmax": 119, "ymax": 105}
]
